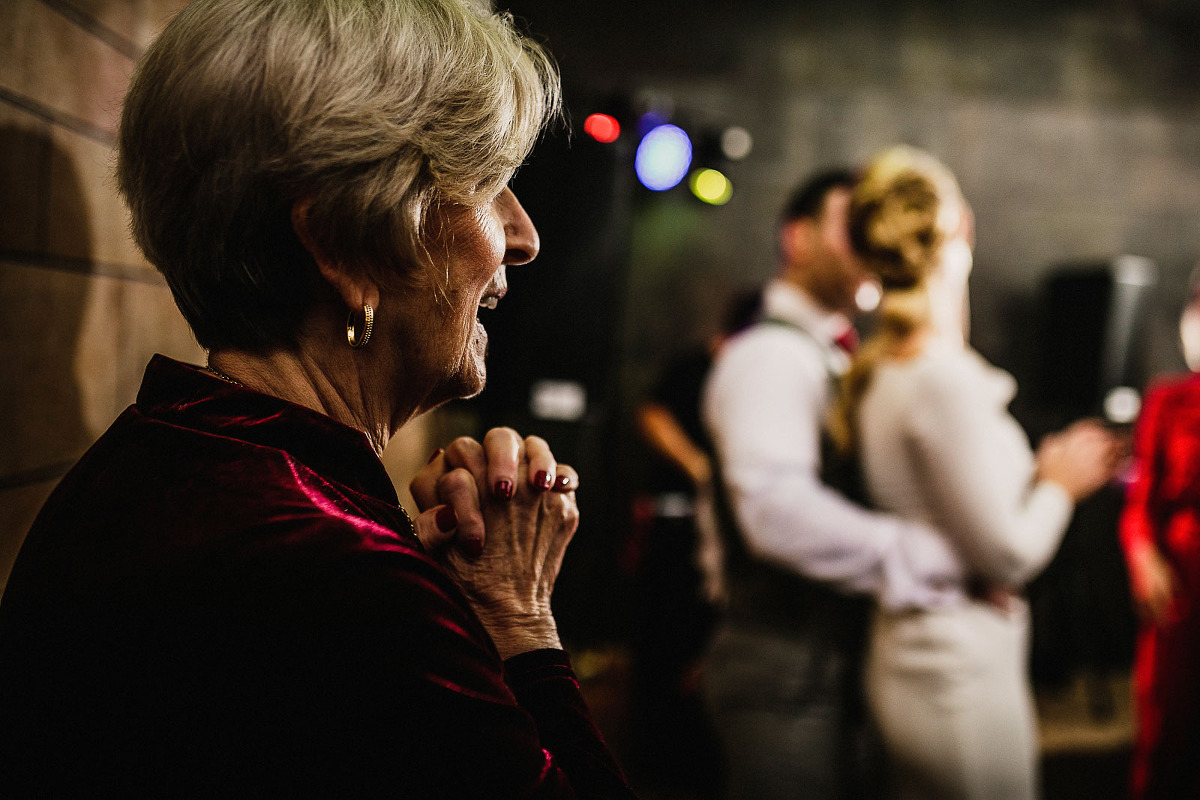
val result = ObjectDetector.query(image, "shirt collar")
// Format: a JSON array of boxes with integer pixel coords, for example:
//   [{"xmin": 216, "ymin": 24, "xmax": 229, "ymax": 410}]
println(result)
[
  {"xmin": 135, "ymin": 355, "xmax": 401, "ymax": 506},
  {"xmin": 762, "ymin": 279, "xmax": 854, "ymax": 347}
]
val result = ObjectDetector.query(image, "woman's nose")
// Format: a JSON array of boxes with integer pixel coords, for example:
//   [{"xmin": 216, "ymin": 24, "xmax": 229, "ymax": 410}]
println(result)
[{"xmin": 500, "ymin": 187, "xmax": 539, "ymax": 266}]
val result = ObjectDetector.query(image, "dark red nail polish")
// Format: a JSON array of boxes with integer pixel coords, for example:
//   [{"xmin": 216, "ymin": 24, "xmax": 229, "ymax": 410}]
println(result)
[
  {"xmin": 427, "ymin": 448, "xmax": 444, "ymax": 464},
  {"xmin": 534, "ymin": 470, "xmax": 552, "ymax": 491},
  {"xmin": 494, "ymin": 480, "xmax": 514, "ymax": 500},
  {"xmin": 555, "ymin": 474, "xmax": 571, "ymax": 490},
  {"xmin": 465, "ymin": 538, "xmax": 484, "ymax": 559},
  {"xmin": 435, "ymin": 505, "xmax": 457, "ymax": 532}
]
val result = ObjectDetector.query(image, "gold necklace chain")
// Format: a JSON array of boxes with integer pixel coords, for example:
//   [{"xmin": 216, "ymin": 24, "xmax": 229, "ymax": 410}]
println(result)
[{"xmin": 204, "ymin": 364, "xmax": 244, "ymax": 387}]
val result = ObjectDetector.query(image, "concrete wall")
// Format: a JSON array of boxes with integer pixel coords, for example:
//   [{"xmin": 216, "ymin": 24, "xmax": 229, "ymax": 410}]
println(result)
[{"xmin": 504, "ymin": 0, "xmax": 1200, "ymax": 411}]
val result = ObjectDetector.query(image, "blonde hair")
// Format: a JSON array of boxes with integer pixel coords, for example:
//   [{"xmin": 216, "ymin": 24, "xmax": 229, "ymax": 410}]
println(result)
[
  {"xmin": 828, "ymin": 146, "xmax": 964, "ymax": 452},
  {"xmin": 117, "ymin": 0, "xmax": 560, "ymax": 351}
]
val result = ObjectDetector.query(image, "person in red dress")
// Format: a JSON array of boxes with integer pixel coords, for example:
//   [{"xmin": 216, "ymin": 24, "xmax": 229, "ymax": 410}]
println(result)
[{"xmin": 1120, "ymin": 280, "xmax": 1200, "ymax": 800}]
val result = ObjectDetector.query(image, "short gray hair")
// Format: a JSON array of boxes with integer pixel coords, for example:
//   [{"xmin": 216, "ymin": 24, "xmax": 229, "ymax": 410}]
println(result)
[{"xmin": 117, "ymin": 0, "xmax": 560, "ymax": 351}]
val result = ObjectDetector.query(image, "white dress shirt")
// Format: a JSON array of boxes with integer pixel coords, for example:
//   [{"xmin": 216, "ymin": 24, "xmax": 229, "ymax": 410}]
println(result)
[{"xmin": 702, "ymin": 280, "xmax": 966, "ymax": 610}]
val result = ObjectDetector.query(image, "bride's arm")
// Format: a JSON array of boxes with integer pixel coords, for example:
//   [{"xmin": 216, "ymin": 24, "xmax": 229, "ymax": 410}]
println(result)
[{"xmin": 906, "ymin": 361, "xmax": 1074, "ymax": 588}]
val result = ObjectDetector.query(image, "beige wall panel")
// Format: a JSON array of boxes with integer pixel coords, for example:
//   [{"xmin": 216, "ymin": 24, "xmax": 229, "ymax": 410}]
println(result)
[
  {"xmin": 131, "ymin": 0, "xmax": 192, "ymax": 50},
  {"xmin": 382, "ymin": 412, "xmax": 432, "ymax": 517},
  {"xmin": 0, "ymin": 103, "xmax": 49, "ymax": 254},
  {"xmin": 0, "ymin": 0, "xmax": 133, "ymax": 135},
  {"xmin": 0, "ymin": 479, "xmax": 60, "ymax": 595},
  {"xmin": 48, "ymin": 124, "xmax": 149, "ymax": 269},
  {"xmin": 0, "ymin": 261, "xmax": 98, "ymax": 478},
  {"xmin": 40, "ymin": 1, "xmax": 195, "ymax": 72},
  {"xmin": 0, "ymin": 260, "xmax": 93, "ymax": 479},
  {"xmin": 73, "ymin": 272, "xmax": 201, "ymax": 441},
  {"xmin": 59, "ymin": 0, "xmax": 138, "ymax": 42},
  {"xmin": 107, "ymin": 278, "xmax": 202, "ymax": 408},
  {"xmin": 0, "ymin": 261, "xmax": 200, "ymax": 478}
]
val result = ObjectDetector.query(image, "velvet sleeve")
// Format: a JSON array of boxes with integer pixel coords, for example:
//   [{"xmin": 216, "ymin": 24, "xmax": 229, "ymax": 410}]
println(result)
[
  {"xmin": 1120, "ymin": 384, "xmax": 1168, "ymax": 562},
  {"xmin": 305, "ymin": 536, "xmax": 638, "ymax": 800},
  {"xmin": 504, "ymin": 649, "xmax": 636, "ymax": 798}
]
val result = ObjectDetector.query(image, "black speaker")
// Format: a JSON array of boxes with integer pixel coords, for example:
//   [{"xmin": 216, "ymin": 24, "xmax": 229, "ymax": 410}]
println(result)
[
  {"xmin": 1036, "ymin": 256, "xmax": 1157, "ymax": 425},
  {"xmin": 1027, "ymin": 256, "xmax": 1155, "ymax": 688}
]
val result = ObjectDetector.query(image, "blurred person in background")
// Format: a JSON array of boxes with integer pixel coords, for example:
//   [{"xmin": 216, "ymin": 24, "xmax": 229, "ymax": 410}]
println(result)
[
  {"xmin": 702, "ymin": 169, "xmax": 967, "ymax": 800},
  {"xmin": 1119, "ymin": 271, "xmax": 1200, "ymax": 800},
  {"xmin": 831, "ymin": 145, "xmax": 1121, "ymax": 800},
  {"xmin": 628, "ymin": 288, "xmax": 761, "ymax": 794},
  {"xmin": 0, "ymin": 1, "xmax": 637, "ymax": 797}
]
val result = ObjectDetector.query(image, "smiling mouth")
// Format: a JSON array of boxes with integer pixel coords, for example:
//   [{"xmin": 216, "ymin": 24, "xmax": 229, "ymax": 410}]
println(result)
[{"xmin": 478, "ymin": 286, "xmax": 506, "ymax": 312}]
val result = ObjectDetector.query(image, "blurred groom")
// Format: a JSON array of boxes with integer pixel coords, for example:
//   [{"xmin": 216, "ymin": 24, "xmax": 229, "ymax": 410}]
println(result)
[{"xmin": 702, "ymin": 169, "xmax": 964, "ymax": 799}]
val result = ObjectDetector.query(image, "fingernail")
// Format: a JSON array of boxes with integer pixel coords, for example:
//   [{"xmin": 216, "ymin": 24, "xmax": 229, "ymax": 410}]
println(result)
[
  {"xmin": 555, "ymin": 474, "xmax": 571, "ymax": 490},
  {"xmin": 465, "ymin": 538, "xmax": 484, "ymax": 559},
  {"xmin": 534, "ymin": 470, "xmax": 553, "ymax": 491},
  {"xmin": 435, "ymin": 505, "xmax": 457, "ymax": 533},
  {"xmin": 494, "ymin": 479, "xmax": 514, "ymax": 500},
  {"xmin": 427, "ymin": 448, "xmax": 444, "ymax": 464}
]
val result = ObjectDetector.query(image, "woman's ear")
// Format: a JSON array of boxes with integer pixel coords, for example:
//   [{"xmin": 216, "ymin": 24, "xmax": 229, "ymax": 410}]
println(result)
[{"xmin": 290, "ymin": 195, "xmax": 379, "ymax": 312}]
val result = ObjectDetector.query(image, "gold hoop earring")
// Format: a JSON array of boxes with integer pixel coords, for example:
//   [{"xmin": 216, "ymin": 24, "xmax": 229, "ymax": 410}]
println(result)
[{"xmin": 347, "ymin": 303, "xmax": 373, "ymax": 349}]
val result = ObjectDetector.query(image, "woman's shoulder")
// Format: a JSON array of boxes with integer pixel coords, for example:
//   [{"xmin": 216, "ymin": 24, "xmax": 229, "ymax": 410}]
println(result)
[
  {"xmin": 42, "ymin": 404, "xmax": 428, "ymax": 577},
  {"xmin": 892, "ymin": 344, "xmax": 1015, "ymax": 408}
]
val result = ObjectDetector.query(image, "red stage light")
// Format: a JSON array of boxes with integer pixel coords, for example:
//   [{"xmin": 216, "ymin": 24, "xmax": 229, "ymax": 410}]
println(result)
[{"xmin": 584, "ymin": 113, "xmax": 620, "ymax": 143}]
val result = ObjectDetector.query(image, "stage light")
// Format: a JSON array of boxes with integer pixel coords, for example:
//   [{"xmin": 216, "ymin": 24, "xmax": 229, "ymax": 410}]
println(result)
[
  {"xmin": 720, "ymin": 126, "xmax": 753, "ymax": 160},
  {"xmin": 689, "ymin": 168, "xmax": 733, "ymax": 205},
  {"xmin": 856, "ymin": 281, "xmax": 882, "ymax": 312},
  {"xmin": 583, "ymin": 113, "xmax": 620, "ymax": 144},
  {"xmin": 635, "ymin": 124, "xmax": 692, "ymax": 191},
  {"xmin": 1104, "ymin": 386, "xmax": 1141, "ymax": 425},
  {"xmin": 637, "ymin": 109, "xmax": 670, "ymax": 138}
]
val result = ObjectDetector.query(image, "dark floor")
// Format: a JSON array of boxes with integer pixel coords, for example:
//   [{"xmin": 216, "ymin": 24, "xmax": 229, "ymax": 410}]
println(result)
[
  {"xmin": 574, "ymin": 646, "xmax": 1134, "ymax": 800},
  {"xmin": 1042, "ymin": 749, "xmax": 1132, "ymax": 800}
]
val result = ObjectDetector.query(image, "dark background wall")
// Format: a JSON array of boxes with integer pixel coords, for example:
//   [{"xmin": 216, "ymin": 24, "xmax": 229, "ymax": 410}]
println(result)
[{"xmin": 501, "ymin": 0, "xmax": 1200, "ymax": 405}]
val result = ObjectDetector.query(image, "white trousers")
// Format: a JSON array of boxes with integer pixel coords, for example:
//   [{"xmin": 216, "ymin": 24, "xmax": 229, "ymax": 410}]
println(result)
[{"xmin": 866, "ymin": 601, "xmax": 1039, "ymax": 800}]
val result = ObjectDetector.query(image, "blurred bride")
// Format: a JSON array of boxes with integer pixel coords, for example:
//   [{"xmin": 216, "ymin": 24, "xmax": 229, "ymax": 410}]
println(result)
[{"xmin": 829, "ymin": 146, "xmax": 1120, "ymax": 799}]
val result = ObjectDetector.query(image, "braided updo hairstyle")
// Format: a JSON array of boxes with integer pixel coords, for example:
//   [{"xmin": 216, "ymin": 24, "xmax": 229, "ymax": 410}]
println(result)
[{"xmin": 829, "ymin": 146, "xmax": 965, "ymax": 452}]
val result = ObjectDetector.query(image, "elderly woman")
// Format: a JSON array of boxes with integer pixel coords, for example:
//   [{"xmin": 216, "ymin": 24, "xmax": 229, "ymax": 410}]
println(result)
[{"xmin": 0, "ymin": 1, "xmax": 634, "ymax": 797}]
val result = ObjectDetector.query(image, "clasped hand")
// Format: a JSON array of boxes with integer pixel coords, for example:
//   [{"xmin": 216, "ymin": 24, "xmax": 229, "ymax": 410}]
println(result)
[{"xmin": 408, "ymin": 428, "xmax": 580, "ymax": 659}]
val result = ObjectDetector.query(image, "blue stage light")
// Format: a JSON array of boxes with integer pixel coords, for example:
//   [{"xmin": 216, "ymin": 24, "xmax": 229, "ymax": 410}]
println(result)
[
  {"xmin": 635, "ymin": 124, "xmax": 692, "ymax": 191},
  {"xmin": 637, "ymin": 111, "xmax": 668, "ymax": 139}
]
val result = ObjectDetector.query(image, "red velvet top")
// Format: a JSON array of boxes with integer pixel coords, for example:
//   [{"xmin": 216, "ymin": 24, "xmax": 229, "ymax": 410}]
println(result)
[
  {"xmin": 1121, "ymin": 373, "xmax": 1200, "ymax": 573},
  {"xmin": 0, "ymin": 356, "xmax": 635, "ymax": 798}
]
